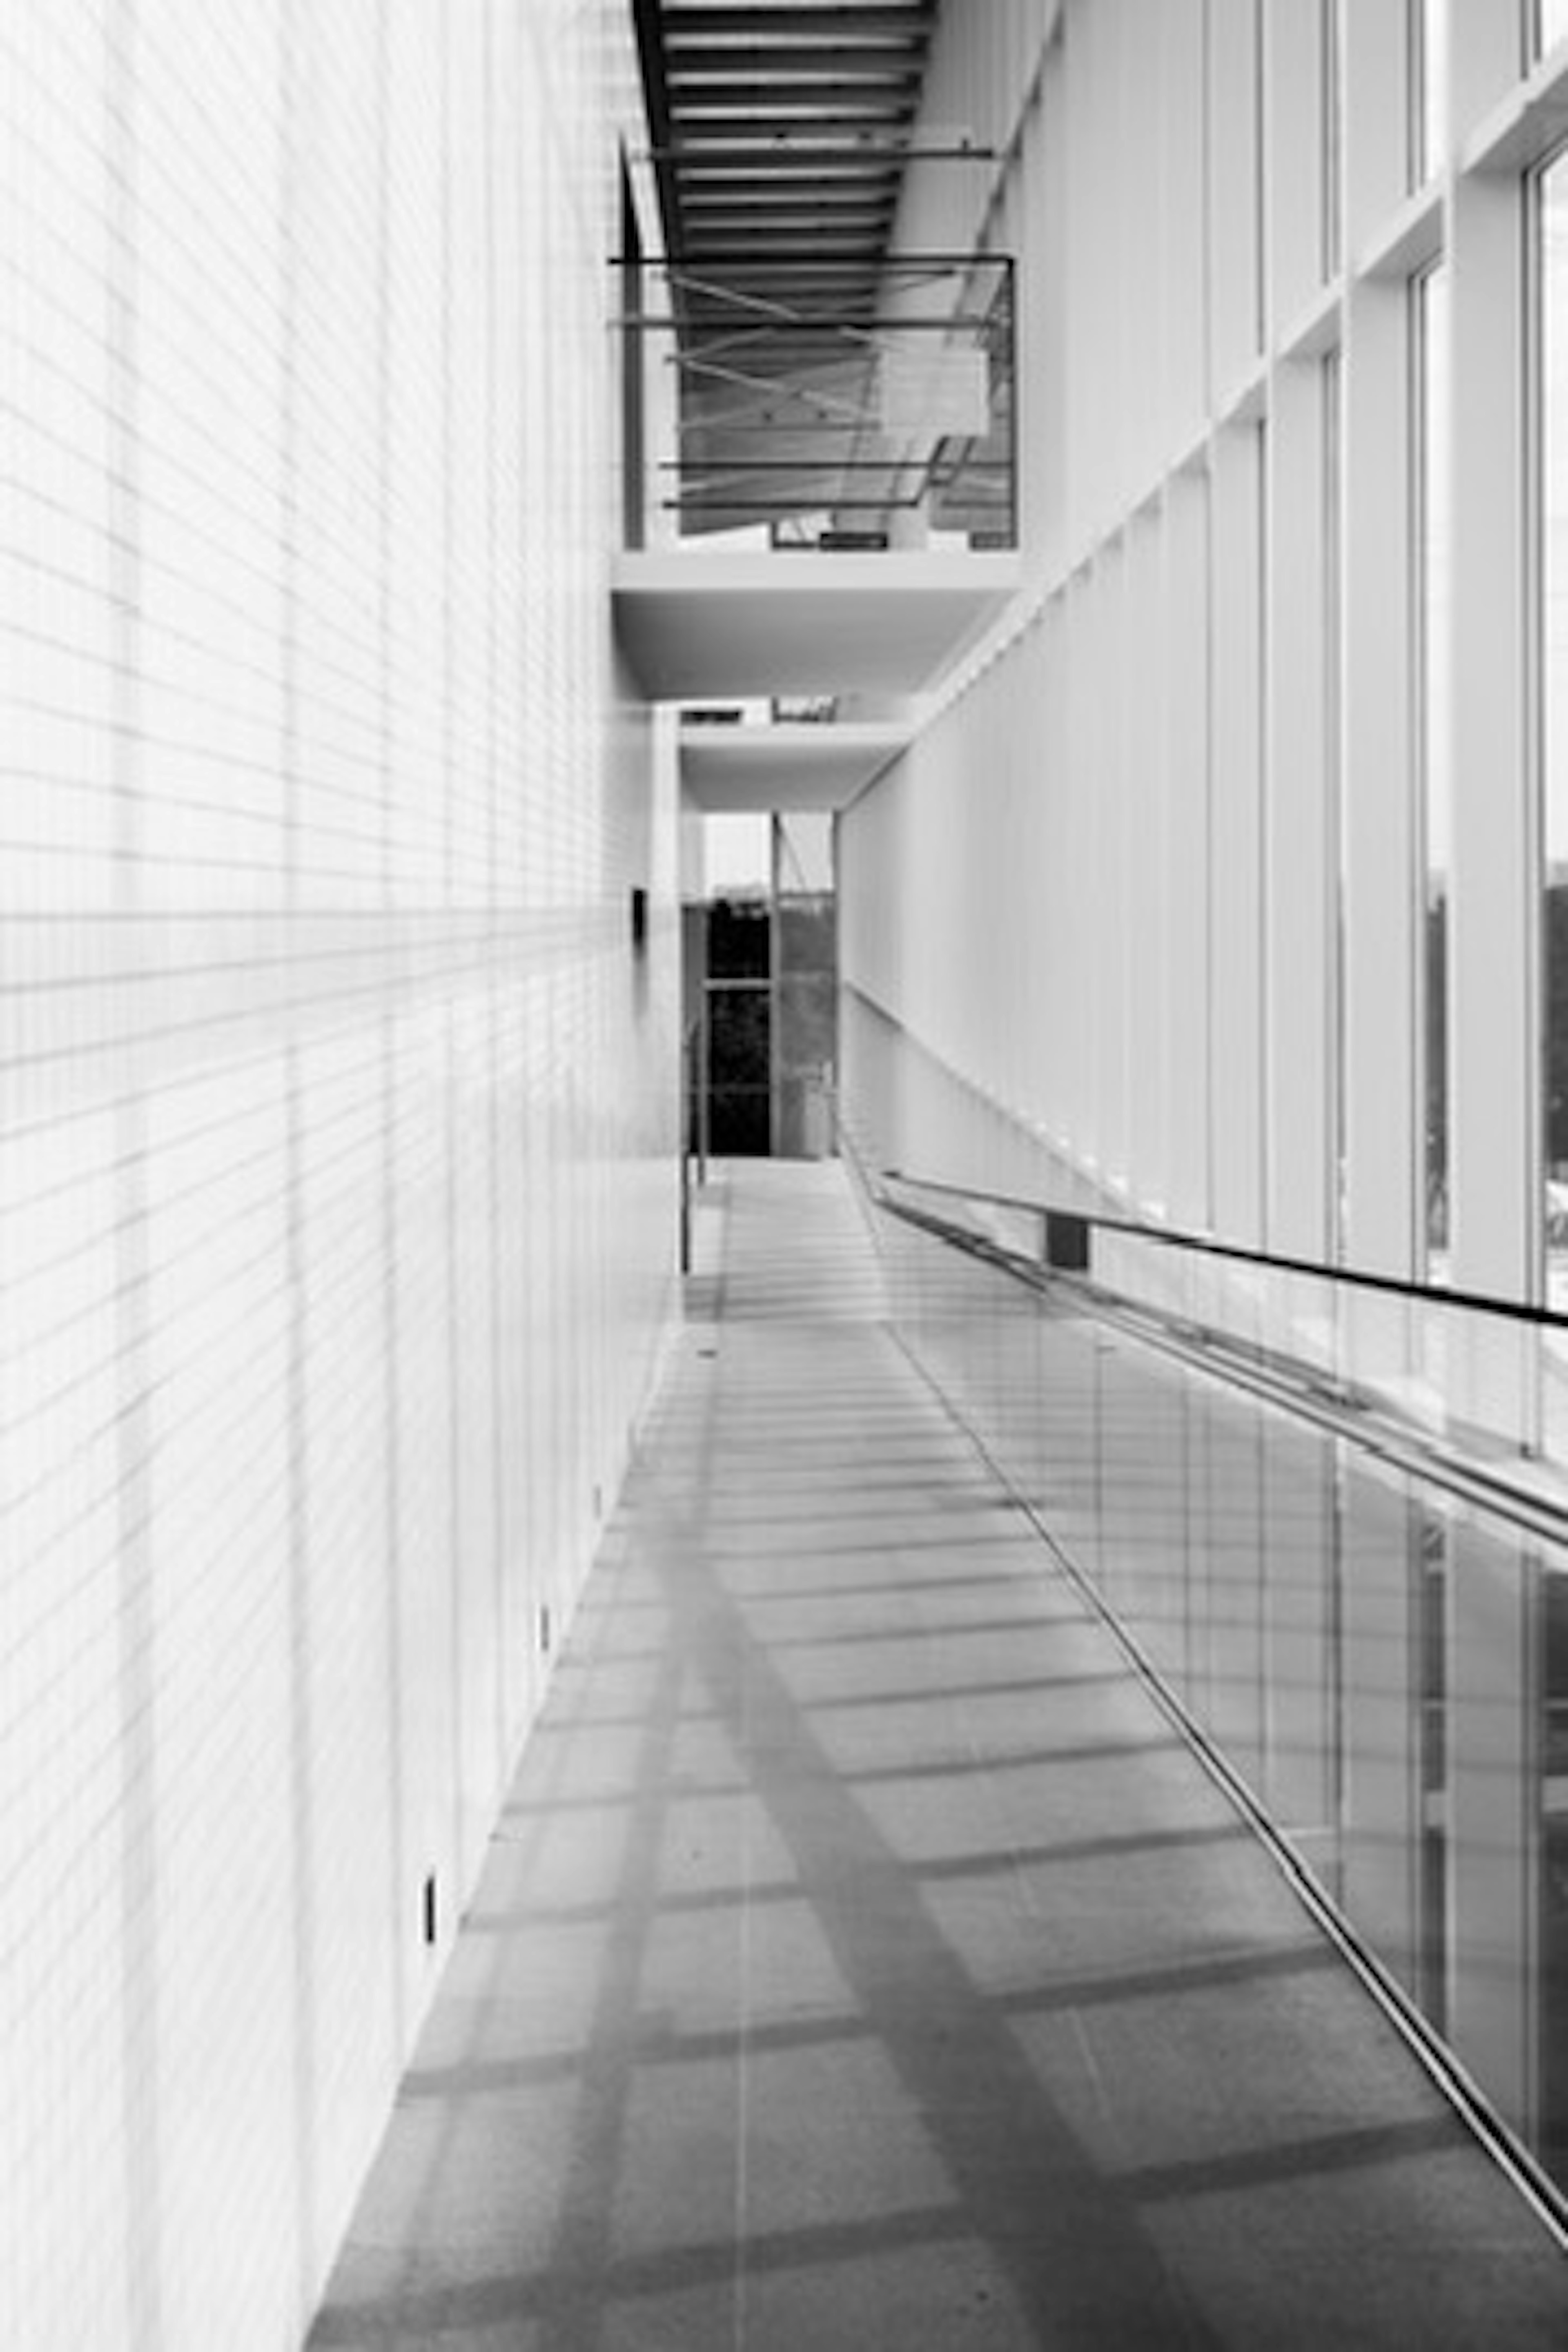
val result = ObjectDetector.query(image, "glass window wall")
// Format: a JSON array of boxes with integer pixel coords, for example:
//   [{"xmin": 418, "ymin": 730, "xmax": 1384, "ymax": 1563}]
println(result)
[
  {"xmin": 1541, "ymin": 154, "xmax": 1568, "ymax": 1309},
  {"xmin": 1325, "ymin": 349, "xmax": 1346, "ymax": 1255},
  {"xmin": 1417, "ymin": 262, "xmax": 1451, "ymax": 1277}
]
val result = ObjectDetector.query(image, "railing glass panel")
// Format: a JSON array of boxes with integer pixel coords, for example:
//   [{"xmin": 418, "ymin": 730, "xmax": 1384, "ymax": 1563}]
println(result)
[{"xmin": 857, "ymin": 1166, "xmax": 1568, "ymax": 2223}]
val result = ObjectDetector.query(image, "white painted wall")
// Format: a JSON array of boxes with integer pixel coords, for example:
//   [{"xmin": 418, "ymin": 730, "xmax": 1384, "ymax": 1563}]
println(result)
[
  {"xmin": 841, "ymin": 0, "xmax": 1568, "ymax": 1461},
  {"xmin": 0, "ymin": 4, "xmax": 679, "ymax": 2345}
]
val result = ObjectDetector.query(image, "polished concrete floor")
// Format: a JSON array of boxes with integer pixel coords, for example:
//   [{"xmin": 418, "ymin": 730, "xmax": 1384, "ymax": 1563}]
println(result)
[{"xmin": 308, "ymin": 1162, "xmax": 1567, "ymax": 2349}]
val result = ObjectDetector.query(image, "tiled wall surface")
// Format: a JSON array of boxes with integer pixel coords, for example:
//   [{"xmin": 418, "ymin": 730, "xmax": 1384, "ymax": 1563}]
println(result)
[{"xmin": 1, "ymin": 4, "xmax": 679, "ymax": 2344}]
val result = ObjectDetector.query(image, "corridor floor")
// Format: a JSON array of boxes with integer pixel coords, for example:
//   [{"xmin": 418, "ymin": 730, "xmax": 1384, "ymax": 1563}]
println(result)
[{"xmin": 308, "ymin": 1162, "xmax": 1567, "ymax": 2350}]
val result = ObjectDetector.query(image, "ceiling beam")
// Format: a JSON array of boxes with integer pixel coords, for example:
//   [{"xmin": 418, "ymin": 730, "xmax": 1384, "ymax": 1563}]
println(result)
[
  {"xmin": 684, "ymin": 216, "xmax": 895, "ymax": 235},
  {"xmin": 682, "ymin": 209, "xmax": 902, "ymax": 227},
  {"xmin": 663, "ymin": 138, "xmax": 979, "ymax": 160},
  {"xmin": 672, "ymin": 155, "xmax": 908, "ymax": 180},
  {"xmin": 676, "ymin": 167, "xmax": 902, "ymax": 187},
  {"xmin": 664, "ymin": 47, "xmax": 925, "ymax": 77},
  {"xmin": 685, "ymin": 231, "xmax": 888, "ymax": 251},
  {"xmin": 666, "ymin": 112, "xmax": 916, "ymax": 136},
  {"xmin": 661, "ymin": 7, "xmax": 934, "ymax": 35},
  {"xmin": 670, "ymin": 85, "xmax": 914, "ymax": 109},
  {"xmin": 681, "ymin": 180, "xmax": 896, "ymax": 203}
]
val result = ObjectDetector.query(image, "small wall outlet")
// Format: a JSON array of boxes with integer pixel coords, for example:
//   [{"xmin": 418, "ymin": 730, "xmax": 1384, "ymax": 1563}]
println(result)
[
  {"xmin": 422, "ymin": 1874, "xmax": 438, "ymax": 1949},
  {"xmin": 539, "ymin": 1604, "xmax": 552, "ymax": 1656}
]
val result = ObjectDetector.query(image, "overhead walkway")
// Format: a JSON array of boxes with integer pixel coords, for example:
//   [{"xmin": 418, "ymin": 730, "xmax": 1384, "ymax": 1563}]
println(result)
[
  {"xmin": 309, "ymin": 1161, "xmax": 1567, "ymax": 2350},
  {"xmin": 610, "ymin": 547, "xmax": 1020, "ymax": 704}
]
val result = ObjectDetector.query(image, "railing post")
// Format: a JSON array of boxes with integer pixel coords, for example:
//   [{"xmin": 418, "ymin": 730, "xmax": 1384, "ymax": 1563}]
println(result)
[{"xmin": 1042, "ymin": 1210, "xmax": 1092, "ymax": 1272}]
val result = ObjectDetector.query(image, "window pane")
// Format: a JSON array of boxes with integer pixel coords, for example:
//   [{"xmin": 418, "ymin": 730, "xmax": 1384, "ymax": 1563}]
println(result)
[
  {"xmin": 1325, "ymin": 350, "xmax": 1346, "ymax": 1254},
  {"xmin": 1418, "ymin": 263, "xmax": 1450, "ymax": 1275},
  {"xmin": 1412, "ymin": 0, "xmax": 1447, "ymax": 186},
  {"xmin": 1543, "ymin": 156, "xmax": 1568, "ymax": 1303},
  {"xmin": 1543, "ymin": 2, "xmax": 1568, "ymax": 60},
  {"xmin": 1323, "ymin": 0, "xmax": 1342, "ymax": 276}
]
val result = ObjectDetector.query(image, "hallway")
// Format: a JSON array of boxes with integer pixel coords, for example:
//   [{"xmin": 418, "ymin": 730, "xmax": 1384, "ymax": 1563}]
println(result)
[{"xmin": 308, "ymin": 1164, "xmax": 1567, "ymax": 2349}]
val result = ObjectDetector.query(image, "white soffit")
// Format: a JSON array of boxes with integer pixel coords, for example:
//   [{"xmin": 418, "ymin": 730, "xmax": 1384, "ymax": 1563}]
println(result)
[
  {"xmin": 612, "ymin": 549, "xmax": 1022, "ymax": 701},
  {"xmin": 680, "ymin": 719, "xmax": 912, "ymax": 812}
]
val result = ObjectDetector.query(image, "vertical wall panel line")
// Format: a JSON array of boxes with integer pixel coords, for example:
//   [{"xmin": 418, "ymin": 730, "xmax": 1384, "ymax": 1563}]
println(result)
[{"xmin": 104, "ymin": 2, "xmax": 165, "ymax": 2339}]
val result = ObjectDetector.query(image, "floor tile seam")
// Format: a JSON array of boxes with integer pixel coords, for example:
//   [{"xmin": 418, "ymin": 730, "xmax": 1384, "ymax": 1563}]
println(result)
[
  {"xmin": 374, "ymin": 2108, "xmax": 1417, "ymax": 2226},
  {"xmin": 639, "ymin": 1401, "xmax": 940, "ymax": 1421},
  {"xmin": 461, "ymin": 1823, "xmax": 1258, "ymax": 1936},
  {"xmin": 725, "ymin": 1620, "xmax": 1118, "ymax": 1655},
  {"xmin": 485, "ymin": 1735, "xmax": 1203, "ymax": 1819},
  {"xmin": 663, "ymin": 1468, "xmax": 982, "ymax": 1485},
  {"xmin": 566, "ymin": 1626, "xmax": 1046, "ymax": 1666},
  {"xmin": 562, "ymin": 1580, "xmax": 1062, "ymax": 1618},
  {"xmin": 641, "ymin": 1375, "xmax": 926, "ymax": 1410},
  {"xmin": 635, "ymin": 1411, "xmax": 959, "ymax": 1430},
  {"xmin": 598, "ymin": 1495, "xmax": 1009, "ymax": 1543},
  {"xmin": 636, "ymin": 1446, "xmax": 984, "ymax": 1469},
  {"xmin": 390, "ymin": 1943, "xmax": 1382, "ymax": 2095},
  {"xmin": 610, "ymin": 1494, "xmax": 1033, "ymax": 1529},
  {"xmin": 647, "ymin": 1431, "xmax": 979, "ymax": 1450},
  {"xmin": 639, "ymin": 1412, "xmax": 968, "ymax": 1426},
  {"xmin": 595, "ymin": 1524, "xmax": 1109, "ymax": 1599},
  {"xmin": 635, "ymin": 1426, "xmax": 965, "ymax": 1445},
  {"xmin": 746, "ymin": 1620, "xmax": 1148, "ymax": 1666},
  {"xmin": 555, "ymin": 1647, "xmax": 1144, "ymax": 1713},
  {"xmin": 585, "ymin": 1563, "xmax": 1062, "ymax": 1596},
  {"xmin": 394, "ymin": 2065, "xmax": 1470, "ymax": 2206}
]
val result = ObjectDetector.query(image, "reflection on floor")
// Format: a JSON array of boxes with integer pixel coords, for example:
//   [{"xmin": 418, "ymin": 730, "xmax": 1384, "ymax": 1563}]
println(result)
[{"xmin": 308, "ymin": 1162, "xmax": 1568, "ymax": 2349}]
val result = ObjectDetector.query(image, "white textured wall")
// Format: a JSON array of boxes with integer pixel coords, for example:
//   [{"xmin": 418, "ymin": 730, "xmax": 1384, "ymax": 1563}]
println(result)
[{"xmin": 0, "ymin": 4, "xmax": 679, "ymax": 2345}]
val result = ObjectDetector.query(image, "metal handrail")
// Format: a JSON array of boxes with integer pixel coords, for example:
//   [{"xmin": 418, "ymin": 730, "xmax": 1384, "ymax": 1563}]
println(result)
[
  {"xmin": 882, "ymin": 1165, "xmax": 1568, "ymax": 1333},
  {"xmin": 868, "ymin": 1163, "xmax": 1568, "ymax": 1555}
]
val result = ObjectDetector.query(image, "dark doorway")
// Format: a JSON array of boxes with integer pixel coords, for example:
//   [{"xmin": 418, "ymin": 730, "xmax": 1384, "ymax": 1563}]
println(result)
[
  {"xmin": 706, "ymin": 980, "xmax": 772, "ymax": 1154},
  {"xmin": 684, "ymin": 854, "xmax": 837, "ymax": 1164},
  {"xmin": 699, "ymin": 896, "xmax": 773, "ymax": 1156}
]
